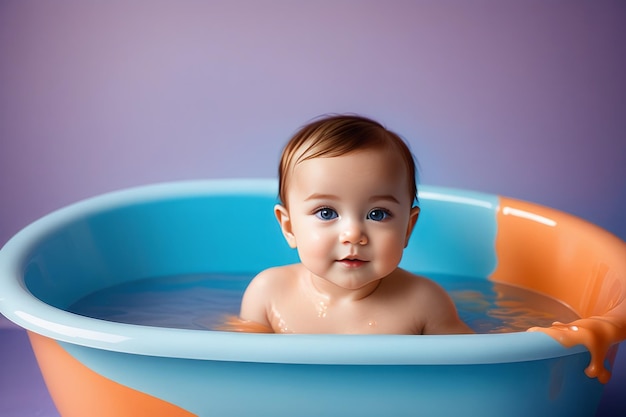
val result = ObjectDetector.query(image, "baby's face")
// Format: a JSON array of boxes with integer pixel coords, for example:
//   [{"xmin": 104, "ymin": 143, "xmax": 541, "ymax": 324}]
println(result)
[{"xmin": 279, "ymin": 147, "xmax": 419, "ymax": 291}]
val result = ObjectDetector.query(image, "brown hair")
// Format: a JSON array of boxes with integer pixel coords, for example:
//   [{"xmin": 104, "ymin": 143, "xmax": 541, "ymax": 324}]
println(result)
[{"xmin": 278, "ymin": 114, "xmax": 418, "ymax": 206}]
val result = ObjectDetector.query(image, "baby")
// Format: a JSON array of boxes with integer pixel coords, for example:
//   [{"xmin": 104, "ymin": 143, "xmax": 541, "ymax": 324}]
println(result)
[{"xmin": 228, "ymin": 114, "xmax": 473, "ymax": 335}]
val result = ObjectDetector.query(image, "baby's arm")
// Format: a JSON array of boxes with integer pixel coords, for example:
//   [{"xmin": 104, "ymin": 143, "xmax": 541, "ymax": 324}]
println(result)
[
  {"xmin": 239, "ymin": 270, "xmax": 275, "ymax": 331},
  {"xmin": 216, "ymin": 270, "xmax": 276, "ymax": 333},
  {"xmin": 419, "ymin": 278, "xmax": 474, "ymax": 335}
]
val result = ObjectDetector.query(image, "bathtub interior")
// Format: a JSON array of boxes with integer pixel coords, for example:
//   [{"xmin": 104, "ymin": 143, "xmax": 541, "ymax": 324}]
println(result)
[{"xmin": 23, "ymin": 190, "xmax": 296, "ymax": 310}]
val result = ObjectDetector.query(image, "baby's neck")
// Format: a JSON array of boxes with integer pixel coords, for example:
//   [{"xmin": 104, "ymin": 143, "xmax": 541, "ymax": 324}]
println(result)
[{"xmin": 305, "ymin": 272, "xmax": 384, "ymax": 304}]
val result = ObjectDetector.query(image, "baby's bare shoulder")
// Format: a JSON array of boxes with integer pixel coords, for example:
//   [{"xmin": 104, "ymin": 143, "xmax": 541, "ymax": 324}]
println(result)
[
  {"xmin": 389, "ymin": 270, "xmax": 458, "ymax": 309},
  {"xmin": 392, "ymin": 269, "xmax": 446, "ymax": 294},
  {"xmin": 244, "ymin": 264, "xmax": 301, "ymax": 294},
  {"xmin": 240, "ymin": 264, "xmax": 303, "ymax": 327},
  {"xmin": 252, "ymin": 264, "xmax": 299, "ymax": 282},
  {"xmin": 393, "ymin": 270, "xmax": 474, "ymax": 335}
]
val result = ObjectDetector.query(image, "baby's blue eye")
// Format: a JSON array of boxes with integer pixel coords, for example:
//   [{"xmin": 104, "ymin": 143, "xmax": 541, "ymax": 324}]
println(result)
[
  {"xmin": 367, "ymin": 209, "xmax": 390, "ymax": 222},
  {"xmin": 315, "ymin": 207, "xmax": 338, "ymax": 221}
]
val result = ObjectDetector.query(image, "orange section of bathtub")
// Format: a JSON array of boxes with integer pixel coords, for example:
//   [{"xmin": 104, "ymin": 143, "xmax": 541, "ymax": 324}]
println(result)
[
  {"xmin": 28, "ymin": 332, "xmax": 197, "ymax": 417},
  {"xmin": 492, "ymin": 196, "xmax": 626, "ymax": 383}
]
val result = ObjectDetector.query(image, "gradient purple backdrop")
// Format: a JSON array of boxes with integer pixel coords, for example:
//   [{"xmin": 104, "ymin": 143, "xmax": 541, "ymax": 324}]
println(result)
[{"xmin": 1, "ymin": 1, "xmax": 625, "ymax": 416}]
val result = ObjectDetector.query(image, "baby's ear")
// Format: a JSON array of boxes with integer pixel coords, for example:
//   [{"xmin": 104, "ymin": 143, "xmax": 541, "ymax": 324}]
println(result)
[
  {"xmin": 404, "ymin": 206, "xmax": 420, "ymax": 247},
  {"xmin": 274, "ymin": 204, "xmax": 297, "ymax": 248}
]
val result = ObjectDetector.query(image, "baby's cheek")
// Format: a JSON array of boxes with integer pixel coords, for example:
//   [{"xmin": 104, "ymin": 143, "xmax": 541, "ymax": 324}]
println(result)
[
  {"xmin": 298, "ymin": 232, "xmax": 332, "ymax": 259},
  {"xmin": 308, "ymin": 236, "xmax": 333, "ymax": 258},
  {"xmin": 378, "ymin": 235, "xmax": 405, "ymax": 262}
]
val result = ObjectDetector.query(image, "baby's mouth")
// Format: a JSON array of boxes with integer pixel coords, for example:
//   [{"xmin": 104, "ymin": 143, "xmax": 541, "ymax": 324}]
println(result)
[{"xmin": 338, "ymin": 257, "xmax": 368, "ymax": 268}]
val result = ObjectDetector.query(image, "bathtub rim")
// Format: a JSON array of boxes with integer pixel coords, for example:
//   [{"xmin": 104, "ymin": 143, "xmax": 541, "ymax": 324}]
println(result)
[{"xmin": 0, "ymin": 179, "xmax": 589, "ymax": 365}]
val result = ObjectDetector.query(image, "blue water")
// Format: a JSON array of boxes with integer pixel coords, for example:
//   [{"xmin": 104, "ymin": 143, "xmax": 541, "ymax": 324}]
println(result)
[{"xmin": 68, "ymin": 273, "xmax": 579, "ymax": 333}]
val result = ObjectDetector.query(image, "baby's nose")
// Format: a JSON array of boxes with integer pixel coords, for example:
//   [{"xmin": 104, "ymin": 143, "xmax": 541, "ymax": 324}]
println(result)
[{"xmin": 340, "ymin": 221, "xmax": 368, "ymax": 245}]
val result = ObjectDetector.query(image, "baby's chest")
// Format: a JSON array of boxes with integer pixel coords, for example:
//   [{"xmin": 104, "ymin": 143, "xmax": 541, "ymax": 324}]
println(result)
[{"xmin": 269, "ymin": 296, "xmax": 423, "ymax": 334}]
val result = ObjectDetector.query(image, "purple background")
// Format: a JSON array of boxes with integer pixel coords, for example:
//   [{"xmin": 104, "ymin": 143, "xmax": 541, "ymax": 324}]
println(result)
[{"xmin": 1, "ymin": 1, "xmax": 625, "ymax": 416}]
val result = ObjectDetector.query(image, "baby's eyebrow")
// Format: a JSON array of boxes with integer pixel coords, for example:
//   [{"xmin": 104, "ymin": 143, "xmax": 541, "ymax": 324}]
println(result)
[
  {"xmin": 303, "ymin": 193, "xmax": 401, "ymax": 205},
  {"xmin": 369, "ymin": 195, "xmax": 401, "ymax": 204},
  {"xmin": 304, "ymin": 193, "xmax": 339, "ymax": 202}
]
